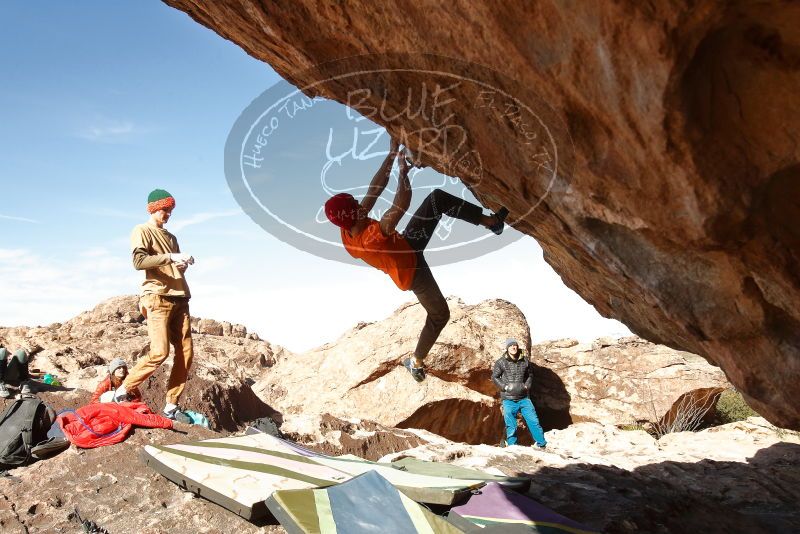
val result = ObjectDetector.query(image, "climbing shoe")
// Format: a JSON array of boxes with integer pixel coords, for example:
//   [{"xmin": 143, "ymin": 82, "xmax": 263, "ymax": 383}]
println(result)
[
  {"xmin": 489, "ymin": 207, "xmax": 509, "ymax": 235},
  {"xmin": 402, "ymin": 358, "xmax": 426, "ymax": 383}
]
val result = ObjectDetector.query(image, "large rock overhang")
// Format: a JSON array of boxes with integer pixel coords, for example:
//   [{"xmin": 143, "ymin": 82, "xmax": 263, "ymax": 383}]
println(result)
[{"xmin": 162, "ymin": 0, "xmax": 800, "ymax": 429}]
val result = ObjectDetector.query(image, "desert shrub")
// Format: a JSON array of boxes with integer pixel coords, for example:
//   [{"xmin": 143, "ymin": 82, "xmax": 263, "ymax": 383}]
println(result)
[
  {"xmin": 619, "ymin": 422, "xmax": 648, "ymax": 432},
  {"xmin": 715, "ymin": 389, "xmax": 758, "ymax": 424},
  {"xmin": 649, "ymin": 388, "xmax": 722, "ymax": 439}
]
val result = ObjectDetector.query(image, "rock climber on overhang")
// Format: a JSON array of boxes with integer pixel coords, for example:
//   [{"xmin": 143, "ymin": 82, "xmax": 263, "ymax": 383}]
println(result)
[{"xmin": 323, "ymin": 136, "xmax": 508, "ymax": 383}]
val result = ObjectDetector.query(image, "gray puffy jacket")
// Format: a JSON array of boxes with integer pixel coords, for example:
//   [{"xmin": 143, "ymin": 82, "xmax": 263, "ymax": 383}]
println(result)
[{"xmin": 492, "ymin": 352, "xmax": 533, "ymax": 400}]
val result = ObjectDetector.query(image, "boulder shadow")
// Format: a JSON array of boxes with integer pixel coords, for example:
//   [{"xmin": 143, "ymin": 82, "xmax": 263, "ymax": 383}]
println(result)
[
  {"xmin": 141, "ymin": 365, "xmax": 282, "ymax": 433},
  {"xmin": 513, "ymin": 441, "xmax": 800, "ymax": 533},
  {"xmin": 31, "ymin": 382, "xmax": 74, "ymax": 394},
  {"xmin": 530, "ymin": 360, "xmax": 573, "ymax": 431}
]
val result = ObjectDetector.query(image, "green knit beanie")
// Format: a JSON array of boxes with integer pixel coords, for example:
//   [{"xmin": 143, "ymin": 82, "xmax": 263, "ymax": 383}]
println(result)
[{"xmin": 147, "ymin": 189, "xmax": 176, "ymax": 213}]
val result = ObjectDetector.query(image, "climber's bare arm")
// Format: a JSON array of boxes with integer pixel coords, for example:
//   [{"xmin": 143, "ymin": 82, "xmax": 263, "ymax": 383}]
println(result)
[
  {"xmin": 380, "ymin": 149, "xmax": 412, "ymax": 236},
  {"xmin": 361, "ymin": 137, "xmax": 399, "ymax": 213}
]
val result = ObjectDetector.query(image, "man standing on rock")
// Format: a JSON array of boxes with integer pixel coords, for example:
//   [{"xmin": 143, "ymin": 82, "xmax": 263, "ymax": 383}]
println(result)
[
  {"xmin": 114, "ymin": 189, "xmax": 194, "ymax": 420},
  {"xmin": 492, "ymin": 338, "xmax": 547, "ymax": 448},
  {"xmin": 324, "ymin": 137, "xmax": 508, "ymax": 383}
]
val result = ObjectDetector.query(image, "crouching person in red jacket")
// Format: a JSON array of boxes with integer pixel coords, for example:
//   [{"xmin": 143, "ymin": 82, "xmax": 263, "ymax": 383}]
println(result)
[{"xmin": 91, "ymin": 358, "xmax": 141, "ymax": 404}]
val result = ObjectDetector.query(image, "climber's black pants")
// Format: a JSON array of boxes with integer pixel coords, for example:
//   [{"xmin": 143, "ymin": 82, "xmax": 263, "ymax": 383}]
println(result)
[{"xmin": 403, "ymin": 189, "xmax": 482, "ymax": 360}]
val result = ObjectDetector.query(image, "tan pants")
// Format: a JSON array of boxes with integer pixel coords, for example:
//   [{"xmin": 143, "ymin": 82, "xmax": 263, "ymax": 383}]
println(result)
[{"xmin": 123, "ymin": 293, "xmax": 193, "ymax": 404}]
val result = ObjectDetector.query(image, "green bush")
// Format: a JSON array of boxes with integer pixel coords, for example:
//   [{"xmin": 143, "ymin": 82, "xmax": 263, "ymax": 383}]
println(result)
[{"xmin": 715, "ymin": 389, "xmax": 758, "ymax": 424}]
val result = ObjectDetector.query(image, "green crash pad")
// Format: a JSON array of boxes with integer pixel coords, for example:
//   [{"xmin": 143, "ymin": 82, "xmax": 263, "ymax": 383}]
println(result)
[
  {"xmin": 391, "ymin": 456, "xmax": 531, "ymax": 492},
  {"xmin": 142, "ymin": 432, "xmax": 486, "ymax": 521},
  {"xmin": 267, "ymin": 470, "xmax": 467, "ymax": 534}
]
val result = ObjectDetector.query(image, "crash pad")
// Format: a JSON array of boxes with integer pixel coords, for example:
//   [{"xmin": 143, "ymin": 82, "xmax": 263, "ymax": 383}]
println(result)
[
  {"xmin": 142, "ymin": 432, "xmax": 485, "ymax": 520},
  {"xmin": 447, "ymin": 481, "xmax": 599, "ymax": 533}
]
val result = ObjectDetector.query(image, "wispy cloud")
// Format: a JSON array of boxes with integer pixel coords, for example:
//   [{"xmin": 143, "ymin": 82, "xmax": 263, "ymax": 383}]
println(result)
[
  {"xmin": 0, "ymin": 249, "xmax": 28, "ymax": 261},
  {"xmin": 74, "ymin": 207, "xmax": 140, "ymax": 220},
  {"xmin": 0, "ymin": 214, "xmax": 41, "ymax": 224},
  {"xmin": 0, "ymin": 247, "xmax": 138, "ymax": 327},
  {"xmin": 170, "ymin": 210, "xmax": 241, "ymax": 232},
  {"xmin": 75, "ymin": 119, "xmax": 149, "ymax": 143},
  {"xmin": 80, "ymin": 246, "xmax": 111, "ymax": 258}
]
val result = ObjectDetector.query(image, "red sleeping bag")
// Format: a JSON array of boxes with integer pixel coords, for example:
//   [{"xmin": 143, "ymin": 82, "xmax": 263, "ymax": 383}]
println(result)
[{"xmin": 57, "ymin": 401, "xmax": 173, "ymax": 448}]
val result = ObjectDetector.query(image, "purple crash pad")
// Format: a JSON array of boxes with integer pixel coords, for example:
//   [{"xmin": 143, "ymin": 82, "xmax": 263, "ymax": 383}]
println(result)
[{"xmin": 448, "ymin": 482, "xmax": 599, "ymax": 533}]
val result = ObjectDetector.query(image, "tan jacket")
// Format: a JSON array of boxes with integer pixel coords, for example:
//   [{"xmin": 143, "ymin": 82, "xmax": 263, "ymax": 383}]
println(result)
[{"xmin": 130, "ymin": 223, "xmax": 191, "ymax": 298}]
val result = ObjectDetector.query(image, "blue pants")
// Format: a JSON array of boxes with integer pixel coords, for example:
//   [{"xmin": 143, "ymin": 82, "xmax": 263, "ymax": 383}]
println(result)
[{"xmin": 502, "ymin": 398, "xmax": 547, "ymax": 446}]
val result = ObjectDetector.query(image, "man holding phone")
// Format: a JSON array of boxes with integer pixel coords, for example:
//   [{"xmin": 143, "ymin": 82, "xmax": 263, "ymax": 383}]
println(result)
[{"xmin": 115, "ymin": 189, "xmax": 194, "ymax": 420}]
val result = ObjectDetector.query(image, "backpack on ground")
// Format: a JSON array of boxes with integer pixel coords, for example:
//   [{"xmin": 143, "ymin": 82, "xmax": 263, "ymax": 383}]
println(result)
[
  {"xmin": 248, "ymin": 416, "xmax": 283, "ymax": 438},
  {"xmin": 0, "ymin": 397, "xmax": 57, "ymax": 468}
]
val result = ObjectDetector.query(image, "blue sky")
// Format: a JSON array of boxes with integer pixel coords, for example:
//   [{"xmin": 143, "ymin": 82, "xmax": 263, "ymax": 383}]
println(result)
[{"xmin": 0, "ymin": 2, "xmax": 629, "ymax": 351}]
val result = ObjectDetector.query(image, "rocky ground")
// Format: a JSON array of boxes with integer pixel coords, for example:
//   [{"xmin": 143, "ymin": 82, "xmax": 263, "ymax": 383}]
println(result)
[
  {"xmin": 390, "ymin": 418, "xmax": 800, "ymax": 533},
  {"xmin": 1, "ymin": 411, "xmax": 797, "ymax": 533},
  {"xmin": 1, "ymin": 296, "xmax": 797, "ymax": 532}
]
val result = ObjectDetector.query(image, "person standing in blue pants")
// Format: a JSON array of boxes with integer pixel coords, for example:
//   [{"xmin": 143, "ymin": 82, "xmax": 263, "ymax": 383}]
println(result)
[{"xmin": 492, "ymin": 338, "xmax": 547, "ymax": 448}]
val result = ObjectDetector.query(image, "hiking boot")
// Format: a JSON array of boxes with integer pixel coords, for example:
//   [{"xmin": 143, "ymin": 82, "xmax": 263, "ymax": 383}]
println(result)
[
  {"xmin": 20, "ymin": 383, "xmax": 32, "ymax": 396},
  {"xmin": 534, "ymin": 442, "xmax": 547, "ymax": 450},
  {"xmin": 0, "ymin": 383, "xmax": 9, "ymax": 399},
  {"xmin": 163, "ymin": 407, "xmax": 192, "ymax": 424},
  {"xmin": 488, "ymin": 207, "xmax": 508, "ymax": 235},
  {"xmin": 402, "ymin": 358, "xmax": 426, "ymax": 383}
]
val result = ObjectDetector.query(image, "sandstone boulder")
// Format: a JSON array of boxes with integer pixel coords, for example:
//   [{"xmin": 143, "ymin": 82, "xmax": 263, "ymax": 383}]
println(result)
[
  {"xmin": 1, "ymin": 296, "xmax": 285, "ymax": 386},
  {"xmin": 3, "ymin": 296, "xmax": 732, "ymax": 444},
  {"xmin": 220, "ymin": 320, "xmax": 232, "ymax": 337},
  {"xmin": 531, "ymin": 337, "xmax": 730, "ymax": 428},
  {"xmin": 254, "ymin": 298, "xmax": 729, "ymax": 444},
  {"xmin": 137, "ymin": 359, "xmax": 277, "ymax": 432},
  {"xmin": 162, "ymin": 0, "xmax": 800, "ymax": 429},
  {"xmin": 254, "ymin": 298, "xmax": 528, "ymax": 444},
  {"xmin": 196, "ymin": 318, "xmax": 224, "ymax": 337}
]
